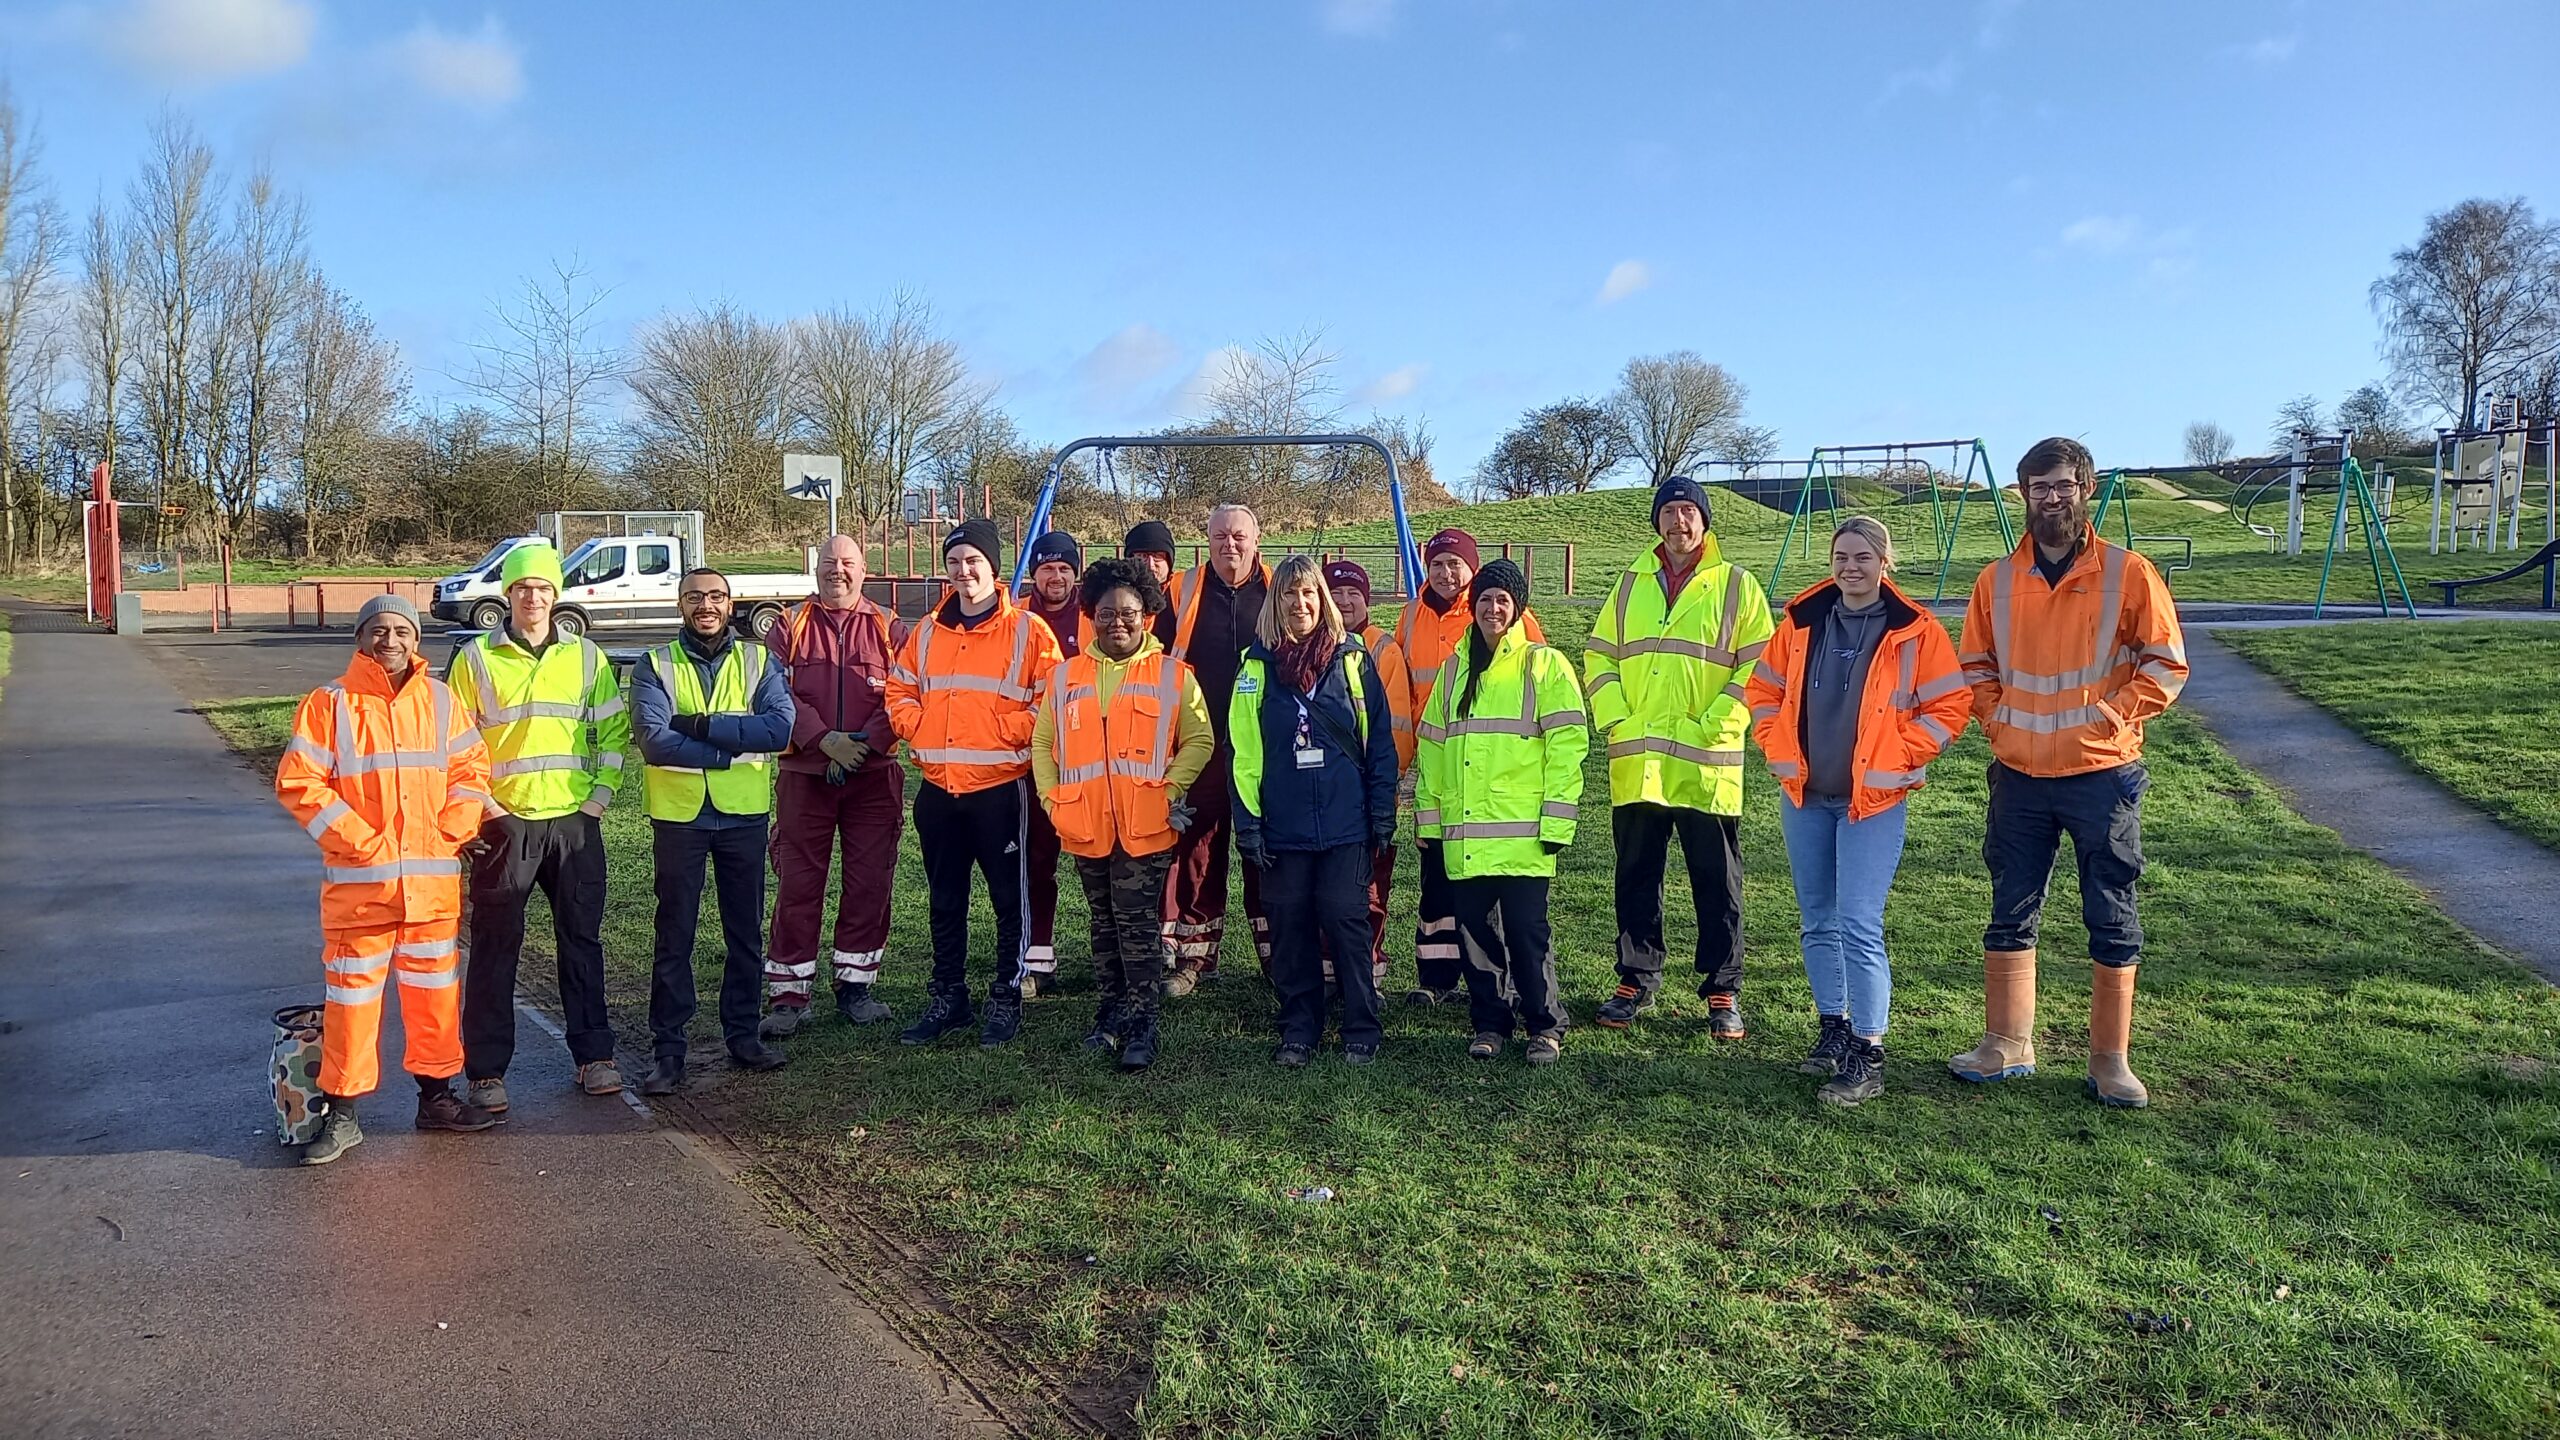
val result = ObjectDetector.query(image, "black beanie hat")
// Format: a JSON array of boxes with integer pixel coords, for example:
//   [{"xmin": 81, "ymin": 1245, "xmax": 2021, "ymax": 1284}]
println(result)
[
  {"xmin": 1653, "ymin": 475, "xmax": 1713, "ymax": 531},
  {"xmin": 944, "ymin": 518, "xmax": 1002, "ymax": 568},
  {"xmin": 1027, "ymin": 530, "xmax": 1082, "ymax": 572},
  {"xmin": 1122, "ymin": 519, "xmax": 1176, "ymax": 559},
  {"xmin": 1470, "ymin": 557, "xmax": 1529, "ymax": 611}
]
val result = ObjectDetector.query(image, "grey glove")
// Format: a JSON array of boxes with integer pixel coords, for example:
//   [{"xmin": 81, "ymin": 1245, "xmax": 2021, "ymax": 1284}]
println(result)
[
  {"xmin": 824, "ymin": 761, "xmax": 848, "ymax": 786},
  {"xmin": 1166, "ymin": 790, "xmax": 1197, "ymax": 834},
  {"xmin": 818, "ymin": 730, "xmax": 867, "ymax": 768},
  {"xmin": 1235, "ymin": 828, "xmax": 1272, "ymax": 870}
]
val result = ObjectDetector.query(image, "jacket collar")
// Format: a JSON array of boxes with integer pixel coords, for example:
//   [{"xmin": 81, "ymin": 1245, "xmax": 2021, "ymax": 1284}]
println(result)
[
  {"xmin": 933, "ymin": 588, "xmax": 1016, "ymax": 631},
  {"xmin": 340, "ymin": 649, "xmax": 423, "ymax": 699},
  {"xmin": 1632, "ymin": 533, "xmax": 1725, "ymax": 575},
  {"xmin": 678, "ymin": 625, "xmax": 736, "ymax": 664},
  {"xmin": 1086, "ymin": 634, "xmax": 1163, "ymax": 669},
  {"xmin": 1783, "ymin": 576, "xmax": 1924, "ymax": 633},
  {"xmin": 2009, "ymin": 523, "xmax": 2105, "ymax": 577}
]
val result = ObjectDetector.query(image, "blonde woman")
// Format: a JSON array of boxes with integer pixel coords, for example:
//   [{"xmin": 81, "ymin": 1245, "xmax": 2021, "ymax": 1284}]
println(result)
[
  {"xmin": 1229, "ymin": 555, "xmax": 1402, "ymax": 1066},
  {"xmin": 1744, "ymin": 517, "xmax": 1972, "ymax": 1105}
]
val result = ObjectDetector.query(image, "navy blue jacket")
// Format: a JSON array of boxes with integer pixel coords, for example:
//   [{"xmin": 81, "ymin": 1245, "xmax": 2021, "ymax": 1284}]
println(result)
[{"xmin": 1231, "ymin": 636, "xmax": 1399, "ymax": 853}]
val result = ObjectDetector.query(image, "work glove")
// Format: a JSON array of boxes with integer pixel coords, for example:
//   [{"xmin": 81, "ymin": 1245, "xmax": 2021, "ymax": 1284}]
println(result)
[
  {"xmin": 824, "ymin": 762, "xmax": 848, "ymax": 786},
  {"xmin": 1370, "ymin": 822, "xmax": 1397, "ymax": 860},
  {"xmin": 1235, "ymin": 828, "xmax": 1273, "ymax": 871},
  {"xmin": 818, "ymin": 730, "xmax": 867, "ymax": 768},
  {"xmin": 1541, "ymin": 839, "xmax": 1566, "ymax": 856},
  {"xmin": 672, "ymin": 713, "xmax": 710, "ymax": 741},
  {"xmin": 1165, "ymin": 790, "xmax": 1197, "ymax": 834}
]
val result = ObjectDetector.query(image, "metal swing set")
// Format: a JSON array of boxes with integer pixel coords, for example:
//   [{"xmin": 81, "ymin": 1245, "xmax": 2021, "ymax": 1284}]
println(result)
[
  {"xmin": 1767, "ymin": 439, "xmax": 2014, "ymax": 601},
  {"xmin": 2127, "ymin": 429, "xmax": 2414, "ymax": 618}
]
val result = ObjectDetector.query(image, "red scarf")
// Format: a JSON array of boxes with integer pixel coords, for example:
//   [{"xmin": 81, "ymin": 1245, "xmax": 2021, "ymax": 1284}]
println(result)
[{"xmin": 1274, "ymin": 629, "xmax": 1338, "ymax": 697}]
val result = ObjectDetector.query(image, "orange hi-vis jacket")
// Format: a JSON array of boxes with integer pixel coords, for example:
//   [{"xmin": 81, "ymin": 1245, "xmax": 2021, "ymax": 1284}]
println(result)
[
  {"xmin": 1045, "ymin": 649, "xmax": 1193, "ymax": 859},
  {"xmin": 1959, "ymin": 528, "xmax": 2188, "ymax": 778},
  {"xmin": 1745, "ymin": 578, "xmax": 1975, "ymax": 822},
  {"xmin": 887, "ymin": 591, "xmax": 1063, "ymax": 795},
  {"xmin": 1394, "ymin": 589, "xmax": 1545, "ymax": 715},
  {"xmin": 1165, "ymin": 560, "xmax": 1272, "ymax": 664},
  {"xmin": 1358, "ymin": 622, "xmax": 1417, "ymax": 770},
  {"xmin": 277, "ymin": 652, "xmax": 492, "ymax": 930}
]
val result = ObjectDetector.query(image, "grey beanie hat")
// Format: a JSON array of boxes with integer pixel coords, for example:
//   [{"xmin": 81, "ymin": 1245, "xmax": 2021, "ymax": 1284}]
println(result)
[{"xmin": 353, "ymin": 593, "xmax": 423, "ymax": 635}]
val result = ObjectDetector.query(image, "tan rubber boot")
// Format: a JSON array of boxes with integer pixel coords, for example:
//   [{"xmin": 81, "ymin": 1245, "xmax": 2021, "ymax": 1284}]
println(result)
[
  {"xmin": 1949, "ymin": 949, "xmax": 2038, "ymax": 1082},
  {"xmin": 2086, "ymin": 963, "xmax": 2149, "ymax": 1108}
]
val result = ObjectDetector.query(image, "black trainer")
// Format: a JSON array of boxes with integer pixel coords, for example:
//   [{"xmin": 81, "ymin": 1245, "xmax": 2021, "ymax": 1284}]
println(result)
[
  {"xmin": 641, "ymin": 1054, "xmax": 684, "ymax": 1096},
  {"xmin": 1819, "ymin": 1041, "xmax": 1886, "ymax": 1107},
  {"xmin": 1798, "ymin": 1015, "xmax": 1854, "ymax": 1076},
  {"xmin": 1273, "ymin": 1042, "xmax": 1313, "ymax": 1068},
  {"xmin": 1704, "ymin": 991, "xmax": 1747, "ymax": 1040},
  {"xmin": 729, "ymin": 1038, "xmax": 790, "ymax": 1072},
  {"xmin": 899, "ymin": 990, "xmax": 975, "ymax": 1046},
  {"xmin": 1118, "ymin": 1016, "xmax": 1160, "ymax": 1071},
  {"xmin": 979, "ymin": 993, "xmax": 1024, "ymax": 1048},
  {"xmin": 1594, "ymin": 982, "xmax": 1656, "ymax": 1029}
]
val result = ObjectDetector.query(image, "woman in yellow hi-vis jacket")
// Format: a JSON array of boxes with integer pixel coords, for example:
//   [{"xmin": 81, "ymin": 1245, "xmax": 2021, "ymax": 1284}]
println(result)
[{"xmin": 1412, "ymin": 559, "xmax": 1589, "ymax": 1066}]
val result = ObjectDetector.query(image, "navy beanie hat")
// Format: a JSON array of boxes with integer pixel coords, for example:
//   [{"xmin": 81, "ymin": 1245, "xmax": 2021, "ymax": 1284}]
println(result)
[
  {"xmin": 1028, "ymin": 530, "xmax": 1082, "ymax": 572},
  {"xmin": 1653, "ymin": 475, "xmax": 1713, "ymax": 531}
]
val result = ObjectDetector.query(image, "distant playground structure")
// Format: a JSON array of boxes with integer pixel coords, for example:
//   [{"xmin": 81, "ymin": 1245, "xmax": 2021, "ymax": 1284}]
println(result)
[
  {"xmin": 2429, "ymin": 395, "xmax": 2558, "ymax": 555},
  {"xmin": 1740, "ymin": 439, "xmax": 2015, "ymax": 601},
  {"xmin": 2113, "ymin": 429, "xmax": 2414, "ymax": 618}
]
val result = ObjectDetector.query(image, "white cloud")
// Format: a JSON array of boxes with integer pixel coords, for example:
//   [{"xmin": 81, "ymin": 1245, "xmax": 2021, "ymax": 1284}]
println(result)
[
  {"xmin": 1163, "ymin": 345, "xmax": 1251, "ymax": 419},
  {"xmin": 1073, "ymin": 324, "xmax": 1184, "ymax": 411},
  {"xmin": 102, "ymin": 0, "xmax": 315, "ymax": 83},
  {"xmin": 387, "ymin": 17, "xmax": 523, "ymax": 111},
  {"xmin": 1877, "ymin": 53, "xmax": 1961, "ymax": 106},
  {"xmin": 1595, "ymin": 259, "xmax": 1652, "ymax": 305},
  {"xmin": 1355, "ymin": 364, "xmax": 1428, "ymax": 405},
  {"xmin": 2227, "ymin": 32, "xmax": 2299, "ymax": 65},
  {"xmin": 1320, "ymin": 0, "xmax": 1396, "ymax": 37},
  {"xmin": 2061, "ymin": 215, "xmax": 2139, "ymax": 253}
]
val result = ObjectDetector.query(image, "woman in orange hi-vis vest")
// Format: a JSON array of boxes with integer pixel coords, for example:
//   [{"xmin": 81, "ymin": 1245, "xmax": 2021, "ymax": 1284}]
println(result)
[{"xmin": 274, "ymin": 595, "xmax": 500, "ymax": 1165}]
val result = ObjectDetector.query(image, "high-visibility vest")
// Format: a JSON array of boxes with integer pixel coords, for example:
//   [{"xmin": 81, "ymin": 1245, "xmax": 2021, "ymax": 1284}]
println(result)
[
  {"xmin": 886, "ymin": 593, "xmax": 1061, "ymax": 795},
  {"xmin": 1583, "ymin": 538, "xmax": 1774, "ymax": 815},
  {"xmin": 1046, "ymin": 649, "xmax": 1190, "ymax": 859},
  {"xmin": 643, "ymin": 640, "xmax": 775, "ymax": 822},
  {"xmin": 1958, "ymin": 528, "xmax": 2188, "ymax": 778},
  {"xmin": 1394, "ymin": 590, "xmax": 1546, "ymax": 715},
  {"xmin": 1357, "ymin": 623, "xmax": 1415, "ymax": 771},
  {"xmin": 1744, "ymin": 577, "xmax": 1975, "ymax": 823},
  {"xmin": 276, "ymin": 653, "xmax": 492, "ymax": 931},
  {"xmin": 450, "ymin": 630, "xmax": 628, "ymax": 820},
  {"xmin": 1165, "ymin": 561, "xmax": 1271, "ymax": 664},
  {"xmin": 1230, "ymin": 641, "xmax": 1375, "ymax": 819},
  {"xmin": 1412, "ymin": 625, "xmax": 1589, "ymax": 879}
]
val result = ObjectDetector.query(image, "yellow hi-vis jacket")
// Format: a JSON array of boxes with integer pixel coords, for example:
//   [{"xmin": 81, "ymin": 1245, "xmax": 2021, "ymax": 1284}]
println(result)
[
  {"xmin": 448, "ymin": 629, "xmax": 629, "ymax": 821},
  {"xmin": 1583, "ymin": 537, "xmax": 1774, "ymax": 816},
  {"xmin": 643, "ymin": 639, "xmax": 776, "ymax": 822},
  {"xmin": 1412, "ymin": 625, "xmax": 1588, "ymax": 879}
]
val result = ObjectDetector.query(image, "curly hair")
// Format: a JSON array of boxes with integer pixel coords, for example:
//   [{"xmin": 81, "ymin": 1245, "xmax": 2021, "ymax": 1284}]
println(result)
[{"xmin": 1078, "ymin": 555, "xmax": 1164, "ymax": 618}]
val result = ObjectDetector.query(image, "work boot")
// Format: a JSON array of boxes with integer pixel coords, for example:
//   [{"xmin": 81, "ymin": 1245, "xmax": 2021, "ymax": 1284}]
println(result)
[
  {"xmin": 979, "ymin": 993, "xmax": 1024, "ymax": 1049},
  {"xmin": 1819, "ymin": 1040, "xmax": 1886, "ymax": 1107},
  {"xmin": 758, "ymin": 1001, "xmax": 809, "ymax": 1041},
  {"xmin": 1404, "ymin": 985, "xmax": 1462, "ymax": 1007},
  {"xmin": 1162, "ymin": 966, "xmax": 1202, "ymax": 999},
  {"xmin": 641, "ymin": 1053, "xmax": 685, "ymax": 1097},
  {"xmin": 834, "ymin": 980, "xmax": 893, "ymax": 1026},
  {"xmin": 1950, "ymin": 949, "xmax": 2039, "ymax": 1083},
  {"xmin": 415, "ymin": 1084, "xmax": 500, "ymax": 1133},
  {"xmin": 728, "ymin": 1038, "xmax": 789, "ymax": 1072},
  {"xmin": 1798, "ymin": 1015, "xmax": 1854, "ymax": 1076},
  {"xmin": 298, "ymin": 1103, "xmax": 363, "ymax": 1166},
  {"xmin": 1525, "ymin": 1034, "xmax": 1562, "ymax": 1067},
  {"xmin": 2086, "ymin": 963, "xmax": 2150, "ymax": 1108},
  {"xmin": 577, "ymin": 1060, "xmax": 624, "ymax": 1096},
  {"xmin": 1594, "ymin": 982, "xmax": 1656, "ymax": 1030},
  {"xmin": 1704, "ymin": 992, "xmax": 1747, "ymax": 1041},
  {"xmin": 1118, "ymin": 1016, "xmax": 1160, "ymax": 1072},
  {"xmin": 900, "ymin": 989, "xmax": 975, "ymax": 1046},
  {"xmin": 467, "ymin": 1076, "xmax": 510, "ymax": 1114},
  {"xmin": 1272, "ymin": 1042, "xmax": 1314, "ymax": 1068},
  {"xmin": 1020, "ymin": 970, "xmax": 1055, "ymax": 1000},
  {"xmin": 1082, "ymin": 995, "xmax": 1126, "ymax": 1055}
]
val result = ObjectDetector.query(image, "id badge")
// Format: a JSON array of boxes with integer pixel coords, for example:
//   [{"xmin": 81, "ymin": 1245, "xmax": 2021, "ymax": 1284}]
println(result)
[{"xmin": 1295, "ymin": 746, "xmax": 1326, "ymax": 770}]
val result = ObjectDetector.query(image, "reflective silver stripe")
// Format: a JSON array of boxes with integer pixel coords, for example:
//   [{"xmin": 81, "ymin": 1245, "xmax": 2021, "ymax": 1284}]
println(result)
[
  {"xmin": 1863, "ymin": 765, "xmax": 1929, "ymax": 788},
  {"xmin": 328, "ymin": 684, "xmax": 359, "ymax": 777},
  {"xmin": 2001, "ymin": 645, "xmax": 2133, "ymax": 696},
  {"xmin": 594, "ymin": 751, "xmax": 625, "ymax": 771},
  {"xmin": 395, "ymin": 937, "xmax": 458, "ymax": 959},
  {"xmin": 336, "ymin": 750, "xmax": 446, "ymax": 776},
  {"xmin": 1716, "ymin": 566, "xmax": 1744, "ymax": 654},
  {"xmin": 914, "ymin": 746, "xmax": 1031, "ymax": 765},
  {"xmin": 396, "ymin": 967, "xmax": 460, "ymax": 990},
  {"xmin": 2138, "ymin": 638, "xmax": 2187, "ymax": 665},
  {"xmin": 1749, "ymin": 704, "xmax": 1780, "ymax": 720},
  {"xmin": 1619, "ymin": 635, "xmax": 1742, "ymax": 666},
  {"xmin": 1113, "ymin": 682, "xmax": 1171, "ymax": 702},
  {"xmin": 433, "ymin": 683, "xmax": 454, "ymax": 765},
  {"xmin": 1540, "ymin": 800, "xmax": 1576, "ymax": 820},
  {"xmin": 324, "ymin": 952, "xmax": 389, "ymax": 977},
  {"xmin": 1415, "ymin": 808, "xmax": 1442, "ymax": 826},
  {"xmin": 1415, "ymin": 720, "xmax": 1446, "ymax": 743},
  {"xmin": 1610, "ymin": 572, "xmax": 1636, "ymax": 654},
  {"xmin": 1412, "ymin": 663, "xmax": 1441, "ymax": 686},
  {"xmin": 1058, "ymin": 684, "xmax": 1099, "ymax": 706},
  {"xmin": 1986, "ymin": 554, "xmax": 2014, "ymax": 688},
  {"xmin": 449, "ymin": 785, "xmax": 499, "ymax": 817},
  {"xmin": 1538, "ymin": 708, "xmax": 1587, "ymax": 731},
  {"xmin": 1583, "ymin": 635, "xmax": 1620, "ymax": 660},
  {"xmin": 1911, "ymin": 671, "xmax": 1971, "ymax": 705},
  {"xmin": 889, "ymin": 666, "xmax": 918, "ymax": 685},
  {"xmin": 1751, "ymin": 659, "xmax": 1785, "ymax": 688},
  {"xmin": 1989, "ymin": 703, "xmax": 2104, "ymax": 735},
  {"xmin": 1001, "ymin": 611, "xmax": 1033, "ymax": 698},
  {"xmin": 2140, "ymin": 658, "xmax": 2188, "ymax": 700},
  {"xmin": 1888, "ymin": 642, "xmax": 1922, "ymax": 708},
  {"xmin": 1056, "ymin": 761, "xmax": 1107, "ymax": 784},
  {"xmin": 1443, "ymin": 819, "xmax": 1542, "ymax": 839},
  {"xmin": 1768, "ymin": 759, "xmax": 1802, "ymax": 778},
  {"xmin": 460, "ymin": 641, "xmax": 498, "ymax": 726},
  {"xmin": 325, "ymin": 978, "xmax": 386, "ymax": 1005},
  {"xmin": 1606, "ymin": 736, "xmax": 1743, "ymax": 767},
  {"xmin": 1914, "ymin": 714, "xmax": 1956, "ymax": 747},
  {"xmin": 1107, "ymin": 757, "xmax": 1172, "ymax": 780},
  {"xmin": 1585, "ymin": 674, "xmax": 1622, "ymax": 699},
  {"xmin": 481, "ymin": 700, "xmax": 586, "ymax": 723},
  {"xmin": 284, "ymin": 736, "xmax": 334, "ymax": 770},
  {"xmin": 1733, "ymin": 639, "xmax": 1767, "ymax": 665},
  {"xmin": 303, "ymin": 799, "xmax": 352, "ymax": 839},
  {"xmin": 323, "ymin": 857, "xmax": 465, "ymax": 884},
  {"xmin": 493, "ymin": 754, "xmax": 586, "ymax": 778},
  {"xmin": 732, "ymin": 752, "xmax": 777, "ymax": 767},
  {"xmin": 589, "ymin": 697, "xmax": 626, "ymax": 721},
  {"xmin": 1719, "ymin": 681, "xmax": 1747, "ymax": 705}
]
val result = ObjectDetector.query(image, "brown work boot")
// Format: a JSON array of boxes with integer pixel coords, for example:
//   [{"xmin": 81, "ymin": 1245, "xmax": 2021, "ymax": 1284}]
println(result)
[
  {"xmin": 1950, "ymin": 949, "xmax": 2039, "ymax": 1083},
  {"xmin": 577, "ymin": 1060, "xmax": 624, "ymax": 1096},
  {"xmin": 2086, "ymin": 963, "xmax": 2150, "ymax": 1108}
]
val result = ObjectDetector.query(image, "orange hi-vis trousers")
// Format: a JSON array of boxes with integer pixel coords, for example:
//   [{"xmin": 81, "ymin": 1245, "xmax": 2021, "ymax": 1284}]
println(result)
[{"xmin": 319, "ymin": 917, "xmax": 463, "ymax": 1097}]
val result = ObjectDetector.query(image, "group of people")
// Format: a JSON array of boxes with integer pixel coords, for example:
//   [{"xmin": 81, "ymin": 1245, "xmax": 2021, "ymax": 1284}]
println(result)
[{"xmin": 272, "ymin": 435, "xmax": 2187, "ymax": 1167}]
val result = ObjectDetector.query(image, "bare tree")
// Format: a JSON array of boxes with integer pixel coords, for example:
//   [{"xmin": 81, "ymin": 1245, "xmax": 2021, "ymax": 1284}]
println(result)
[
  {"xmin": 0, "ymin": 82, "xmax": 64, "ymax": 573},
  {"xmin": 1609, "ymin": 350, "xmax": 1748, "ymax": 483},
  {"xmin": 290, "ymin": 281, "xmax": 404, "ymax": 558},
  {"xmin": 2518, "ymin": 352, "xmax": 2560, "ymax": 429},
  {"xmin": 2371, "ymin": 197, "xmax": 2560, "ymax": 431},
  {"xmin": 788, "ymin": 290, "xmax": 976, "ymax": 530},
  {"xmin": 128, "ymin": 111, "xmax": 218, "ymax": 542},
  {"xmin": 2335, "ymin": 383, "xmax": 2415, "ymax": 459},
  {"xmin": 2270, "ymin": 394, "xmax": 2325, "ymax": 448},
  {"xmin": 627, "ymin": 301, "xmax": 791, "ymax": 529},
  {"xmin": 202, "ymin": 167, "xmax": 306, "ymax": 550},
  {"xmin": 2181, "ymin": 421, "xmax": 2234, "ymax": 466},
  {"xmin": 1473, "ymin": 400, "xmax": 1630, "ymax": 499},
  {"xmin": 461, "ymin": 257, "xmax": 620, "ymax": 511},
  {"xmin": 75, "ymin": 197, "xmax": 128, "ymax": 511},
  {"xmin": 1714, "ymin": 423, "xmax": 1783, "ymax": 471}
]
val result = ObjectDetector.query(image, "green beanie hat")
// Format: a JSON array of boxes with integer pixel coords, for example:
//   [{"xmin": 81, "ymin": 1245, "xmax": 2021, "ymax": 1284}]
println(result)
[{"xmin": 501, "ymin": 543, "xmax": 566, "ymax": 593}]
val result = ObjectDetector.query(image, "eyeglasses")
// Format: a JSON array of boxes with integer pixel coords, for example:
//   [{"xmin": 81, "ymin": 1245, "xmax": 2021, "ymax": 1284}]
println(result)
[
  {"xmin": 680, "ymin": 589, "xmax": 730, "ymax": 604},
  {"xmin": 1092, "ymin": 606, "xmax": 1146, "ymax": 623},
  {"xmin": 2023, "ymin": 482, "xmax": 2083, "ymax": 500}
]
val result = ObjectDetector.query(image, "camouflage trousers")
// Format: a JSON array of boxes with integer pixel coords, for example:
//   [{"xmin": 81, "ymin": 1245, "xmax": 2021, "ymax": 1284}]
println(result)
[{"xmin": 1076, "ymin": 849, "xmax": 1175, "ymax": 1035}]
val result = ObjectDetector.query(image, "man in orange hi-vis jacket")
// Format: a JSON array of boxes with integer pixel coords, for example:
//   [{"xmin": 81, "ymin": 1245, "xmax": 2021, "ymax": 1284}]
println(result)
[
  {"xmin": 1952, "ymin": 436, "xmax": 2188, "ymax": 1110},
  {"xmin": 275, "ymin": 594, "xmax": 501, "ymax": 1165}
]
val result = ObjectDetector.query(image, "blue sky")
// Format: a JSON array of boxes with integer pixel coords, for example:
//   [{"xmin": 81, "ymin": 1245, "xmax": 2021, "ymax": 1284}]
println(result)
[{"xmin": 8, "ymin": 0, "xmax": 2555, "ymax": 486}]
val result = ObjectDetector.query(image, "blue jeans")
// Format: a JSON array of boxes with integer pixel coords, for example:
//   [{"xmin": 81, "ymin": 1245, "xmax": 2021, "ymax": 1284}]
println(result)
[{"xmin": 1777, "ymin": 793, "xmax": 1909, "ymax": 1038}]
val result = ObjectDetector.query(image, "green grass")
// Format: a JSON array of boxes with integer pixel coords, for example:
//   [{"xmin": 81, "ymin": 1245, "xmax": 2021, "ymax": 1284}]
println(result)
[
  {"xmin": 199, "ymin": 664, "xmax": 2560, "ymax": 1439},
  {"xmin": 2221, "ymin": 621, "xmax": 2560, "ymax": 853}
]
